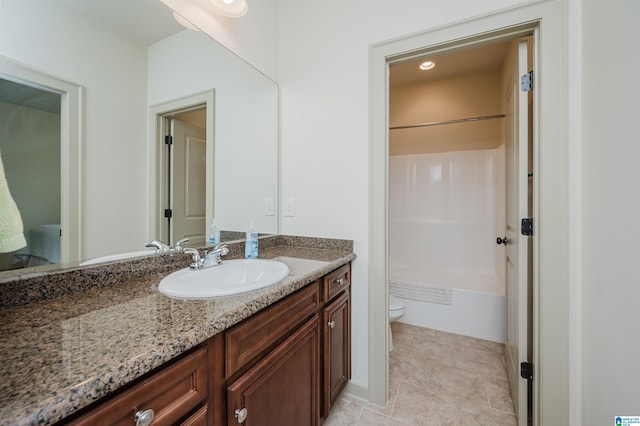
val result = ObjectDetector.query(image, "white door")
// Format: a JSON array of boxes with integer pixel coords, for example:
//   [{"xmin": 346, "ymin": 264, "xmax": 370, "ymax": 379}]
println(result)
[
  {"xmin": 171, "ymin": 117, "xmax": 206, "ymax": 247},
  {"xmin": 504, "ymin": 39, "xmax": 530, "ymax": 426}
]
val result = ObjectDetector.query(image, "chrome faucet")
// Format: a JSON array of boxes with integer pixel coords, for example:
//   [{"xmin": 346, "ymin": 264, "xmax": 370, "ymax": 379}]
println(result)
[
  {"xmin": 174, "ymin": 238, "xmax": 189, "ymax": 252},
  {"xmin": 184, "ymin": 243, "xmax": 229, "ymax": 270},
  {"xmin": 145, "ymin": 240, "xmax": 171, "ymax": 253},
  {"xmin": 145, "ymin": 238, "xmax": 189, "ymax": 254}
]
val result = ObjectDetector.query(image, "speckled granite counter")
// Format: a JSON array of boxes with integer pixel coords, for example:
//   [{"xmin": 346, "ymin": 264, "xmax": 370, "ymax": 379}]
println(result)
[{"xmin": 0, "ymin": 236, "xmax": 355, "ymax": 425}]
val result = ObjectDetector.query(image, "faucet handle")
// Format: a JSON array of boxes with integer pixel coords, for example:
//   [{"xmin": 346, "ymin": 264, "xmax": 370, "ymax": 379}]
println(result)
[
  {"xmin": 213, "ymin": 243, "xmax": 229, "ymax": 258},
  {"xmin": 183, "ymin": 248, "xmax": 202, "ymax": 270},
  {"xmin": 183, "ymin": 248, "xmax": 199, "ymax": 260},
  {"xmin": 174, "ymin": 238, "xmax": 189, "ymax": 252}
]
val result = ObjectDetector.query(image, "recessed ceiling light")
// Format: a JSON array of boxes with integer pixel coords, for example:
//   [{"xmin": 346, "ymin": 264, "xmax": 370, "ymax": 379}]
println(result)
[{"xmin": 419, "ymin": 61, "xmax": 436, "ymax": 71}]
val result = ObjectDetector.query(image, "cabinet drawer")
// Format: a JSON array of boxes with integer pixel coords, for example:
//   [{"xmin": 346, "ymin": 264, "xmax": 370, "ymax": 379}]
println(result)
[
  {"xmin": 69, "ymin": 346, "xmax": 208, "ymax": 426},
  {"xmin": 226, "ymin": 282, "xmax": 320, "ymax": 378},
  {"xmin": 323, "ymin": 264, "xmax": 350, "ymax": 302}
]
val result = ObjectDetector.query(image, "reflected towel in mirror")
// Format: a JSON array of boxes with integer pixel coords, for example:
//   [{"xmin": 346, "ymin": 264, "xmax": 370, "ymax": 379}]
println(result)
[{"xmin": 0, "ymin": 150, "xmax": 27, "ymax": 253}]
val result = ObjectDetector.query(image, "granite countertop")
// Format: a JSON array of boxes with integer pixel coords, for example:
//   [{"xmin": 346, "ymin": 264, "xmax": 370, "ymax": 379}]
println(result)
[{"xmin": 0, "ymin": 236, "xmax": 355, "ymax": 425}]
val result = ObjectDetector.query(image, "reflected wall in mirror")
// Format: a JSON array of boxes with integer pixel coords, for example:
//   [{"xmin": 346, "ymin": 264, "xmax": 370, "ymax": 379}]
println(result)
[{"xmin": 0, "ymin": 0, "xmax": 279, "ymax": 274}]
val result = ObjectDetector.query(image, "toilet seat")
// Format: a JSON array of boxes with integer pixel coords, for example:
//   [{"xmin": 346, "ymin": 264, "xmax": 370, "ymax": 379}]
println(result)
[
  {"xmin": 389, "ymin": 295, "xmax": 404, "ymax": 312},
  {"xmin": 388, "ymin": 295, "xmax": 405, "ymax": 352}
]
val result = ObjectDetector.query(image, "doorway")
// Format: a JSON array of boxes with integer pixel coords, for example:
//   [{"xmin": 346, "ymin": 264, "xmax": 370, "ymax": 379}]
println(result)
[
  {"xmin": 368, "ymin": 4, "xmax": 572, "ymax": 421},
  {"xmin": 387, "ymin": 35, "xmax": 533, "ymax": 425},
  {"xmin": 0, "ymin": 78, "xmax": 61, "ymax": 270},
  {"xmin": 148, "ymin": 90, "xmax": 215, "ymax": 249},
  {"xmin": 159, "ymin": 107, "xmax": 207, "ymax": 247},
  {"xmin": 0, "ymin": 58, "xmax": 81, "ymax": 267}
]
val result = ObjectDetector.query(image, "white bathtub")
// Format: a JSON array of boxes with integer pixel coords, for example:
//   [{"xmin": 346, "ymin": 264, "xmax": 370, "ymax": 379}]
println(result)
[{"xmin": 390, "ymin": 266, "xmax": 505, "ymax": 343}]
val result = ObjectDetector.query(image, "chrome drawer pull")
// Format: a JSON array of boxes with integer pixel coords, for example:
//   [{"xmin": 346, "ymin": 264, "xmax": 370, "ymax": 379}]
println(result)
[
  {"xmin": 235, "ymin": 408, "xmax": 248, "ymax": 423},
  {"xmin": 134, "ymin": 409, "xmax": 154, "ymax": 426}
]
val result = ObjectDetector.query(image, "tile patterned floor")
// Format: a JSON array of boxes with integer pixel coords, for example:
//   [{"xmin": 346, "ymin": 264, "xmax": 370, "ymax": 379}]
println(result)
[{"xmin": 325, "ymin": 322, "xmax": 517, "ymax": 426}]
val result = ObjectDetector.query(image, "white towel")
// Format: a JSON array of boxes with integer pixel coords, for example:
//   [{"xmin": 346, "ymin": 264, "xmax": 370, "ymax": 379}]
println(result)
[{"xmin": 0, "ymin": 149, "xmax": 27, "ymax": 253}]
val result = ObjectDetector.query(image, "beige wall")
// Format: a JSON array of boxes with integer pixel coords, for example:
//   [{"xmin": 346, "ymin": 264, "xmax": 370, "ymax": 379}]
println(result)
[{"xmin": 390, "ymin": 70, "xmax": 504, "ymax": 155}]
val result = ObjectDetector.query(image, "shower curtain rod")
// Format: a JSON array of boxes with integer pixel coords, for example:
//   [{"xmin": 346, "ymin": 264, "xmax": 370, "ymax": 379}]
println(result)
[{"xmin": 389, "ymin": 114, "xmax": 505, "ymax": 130}]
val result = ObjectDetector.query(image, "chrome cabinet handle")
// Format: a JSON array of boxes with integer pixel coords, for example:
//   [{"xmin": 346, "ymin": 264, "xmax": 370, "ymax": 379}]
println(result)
[
  {"xmin": 334, "ymin": 277, "xmax": 345, "ymax": 286},
  {"xmin": 235, "ymin": 408, "xmax": 248, "ymax": 423},
  {"xmin": 134, "ymin": 409, "xmax": 154, "ymax": 426},
  {"xmin": 328, "ymin": 320, "xmax": 335, "ymax": 329}
]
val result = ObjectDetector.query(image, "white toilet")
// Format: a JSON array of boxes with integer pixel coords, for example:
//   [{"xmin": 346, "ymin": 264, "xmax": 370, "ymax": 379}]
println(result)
[{"xmin": 388, "ymin": 295, "xmax": 406, "ymax": 352}]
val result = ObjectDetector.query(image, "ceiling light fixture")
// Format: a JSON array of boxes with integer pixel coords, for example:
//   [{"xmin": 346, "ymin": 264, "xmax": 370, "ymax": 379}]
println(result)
[
  {"xmin": 419, "ymin": 61, "xmax": 436, "ymax": 71},
  {"xmin": 173, "ymin": 11, "xmax": 200, "ymax": 31},
  {"xmin": 208, "ymin": 0, "xmax": 248, "ymax": 17}
]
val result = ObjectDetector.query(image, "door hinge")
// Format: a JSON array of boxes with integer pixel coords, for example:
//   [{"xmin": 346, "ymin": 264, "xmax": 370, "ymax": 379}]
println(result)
[
  {"xmin": 164, "ymin": 135, "xmax": 173, "ymax": 145},
  {"xmin": 521, "ymin": 218, "xmax": 533, "ymax": 236},
  {"xmin": 164, "ymin": 208, "xmax": 173, "ymax": 218},
  {"xmin": 521, "ymin": 71, "xmax": 533, "ymax": 92},
  {"xmin": 520, "ymin": 361, "xmax": 533, "ymax": 380}
]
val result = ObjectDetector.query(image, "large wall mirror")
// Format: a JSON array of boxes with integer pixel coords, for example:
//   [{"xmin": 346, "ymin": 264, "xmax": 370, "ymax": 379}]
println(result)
[{"xmin": 0, "ymin": 0, "xmax": 279, "ymax": 274}]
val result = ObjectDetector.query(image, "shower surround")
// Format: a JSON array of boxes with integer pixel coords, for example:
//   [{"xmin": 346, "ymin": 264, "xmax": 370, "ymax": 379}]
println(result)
[{"xmin": 389, "ymin": 146, "xmax": 506, "ymax": 342}]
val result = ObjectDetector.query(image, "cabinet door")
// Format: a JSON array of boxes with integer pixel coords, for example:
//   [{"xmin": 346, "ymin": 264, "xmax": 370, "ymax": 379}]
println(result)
[
  {"xmin": 227, "ymin": 315, "xmax": 319, "ymax": 426},
  {"xmin": 323, "ymin": 290, "xmax": 351, "ymax": 416}
]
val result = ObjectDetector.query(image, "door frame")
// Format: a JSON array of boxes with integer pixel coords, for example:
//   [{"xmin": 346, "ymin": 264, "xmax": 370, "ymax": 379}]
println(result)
[
  {"xmin": 147, "ymin": 90, "xmax": 215, "ymax": 245},
  {"xmin": 368, "ymin": 1, "xmax": 570, "ymax": 424},
  {"xmin": 0, "ymin": 56, "xmax": 82, "ymax": 263}
]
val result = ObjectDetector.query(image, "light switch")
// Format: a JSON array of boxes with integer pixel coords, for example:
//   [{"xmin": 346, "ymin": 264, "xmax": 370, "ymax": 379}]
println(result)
[
  {"xmin": 285, "ymin": 197, "xmax": 296, "ymax": 217},
  {"xmin": 265, "ymin": 198, "xmax": 275, "ymax": 216}
]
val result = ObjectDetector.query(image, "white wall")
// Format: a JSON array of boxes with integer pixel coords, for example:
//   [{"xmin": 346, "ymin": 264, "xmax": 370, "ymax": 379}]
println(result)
[
  {"xmin": 581, "ymin": 0, "xmax": 640, "ymax": 423},
  {"xmin": 0, "ymin": 0, "xmax": 149, "ymax": 260},
  {"xmin": 147, "ymin": 30, "xmax": 279, "ymax": 234},
  {"xmin": 158, "ymin": 0, "xmax": 279, "ymax": 81},
  {"xmin": 277, "ymin": 0, "xmax": 531, "ymax": 391}
]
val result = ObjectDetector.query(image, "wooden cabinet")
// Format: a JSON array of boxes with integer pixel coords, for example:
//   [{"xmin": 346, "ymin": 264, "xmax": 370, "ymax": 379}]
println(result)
[
  {"xmin": 223, "ymin": 262, "xmax": 351, "ymax": 425},
  {"xmin": 322, "ymin": 264, "xmax": 350, "ymax": 303},
  {"xmin": 225, "ymin": 283, "xmax": 320, "ymax": 378},
  {"xmin": 68, "ymin": 346, "xmax": 209, "ymax": 426},
  {"xmin": 323, "ymin": 290, "xmax": 351, "ymax": 416},
  {"xmin": 61, "ymin": 262, "xmax": 351, "ymax": 426},
  {"xmin": 321, "ymin": 263, "xmax": 351, "ymax": 419},
  {"xmin": 227, "ymin": 316, "xmax": 319, "ymax": 426}
]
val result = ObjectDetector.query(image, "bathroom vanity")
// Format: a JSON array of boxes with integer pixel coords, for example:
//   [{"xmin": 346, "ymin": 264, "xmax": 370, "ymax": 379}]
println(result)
[{"xmin": 0, "ymin": 236, "xmax": 354, "ymax": 425}]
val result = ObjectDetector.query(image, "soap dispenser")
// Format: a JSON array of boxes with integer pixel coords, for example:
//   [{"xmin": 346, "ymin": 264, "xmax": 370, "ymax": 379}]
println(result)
[
  {"xmin": 208, "ymin": 218, "xmax": 220, "ymax": 245},
  {"xmin": 245, "ymin": 221, "xmax": 259, "ymax": 259}
]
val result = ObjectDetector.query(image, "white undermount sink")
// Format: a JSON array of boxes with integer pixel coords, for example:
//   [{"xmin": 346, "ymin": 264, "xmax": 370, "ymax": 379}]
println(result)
[{"xmin": 158, "ymin": 259, "xmax": 290, "ymax": 299}]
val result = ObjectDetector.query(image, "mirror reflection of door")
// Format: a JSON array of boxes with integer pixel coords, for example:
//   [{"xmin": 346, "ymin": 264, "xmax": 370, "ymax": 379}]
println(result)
[
  {"xmin": 0, "ymin": 77, "xmax": 61, "ymax": 272},
  {"xmin": 162, "ymin": 108, "xmax": 206, "ymax": 247}
]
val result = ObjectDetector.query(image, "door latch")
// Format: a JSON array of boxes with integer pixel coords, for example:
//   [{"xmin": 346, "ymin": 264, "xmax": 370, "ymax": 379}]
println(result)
[{"xmin": 521, "ymin": 218, "xmax": 533, "ymax": 236}]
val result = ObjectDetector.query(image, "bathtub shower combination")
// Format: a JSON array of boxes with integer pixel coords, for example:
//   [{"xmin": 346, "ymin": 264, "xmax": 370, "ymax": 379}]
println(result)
[{"xmin": 389, "ymin": 147, "xmax": 506, "ymax": 343}]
